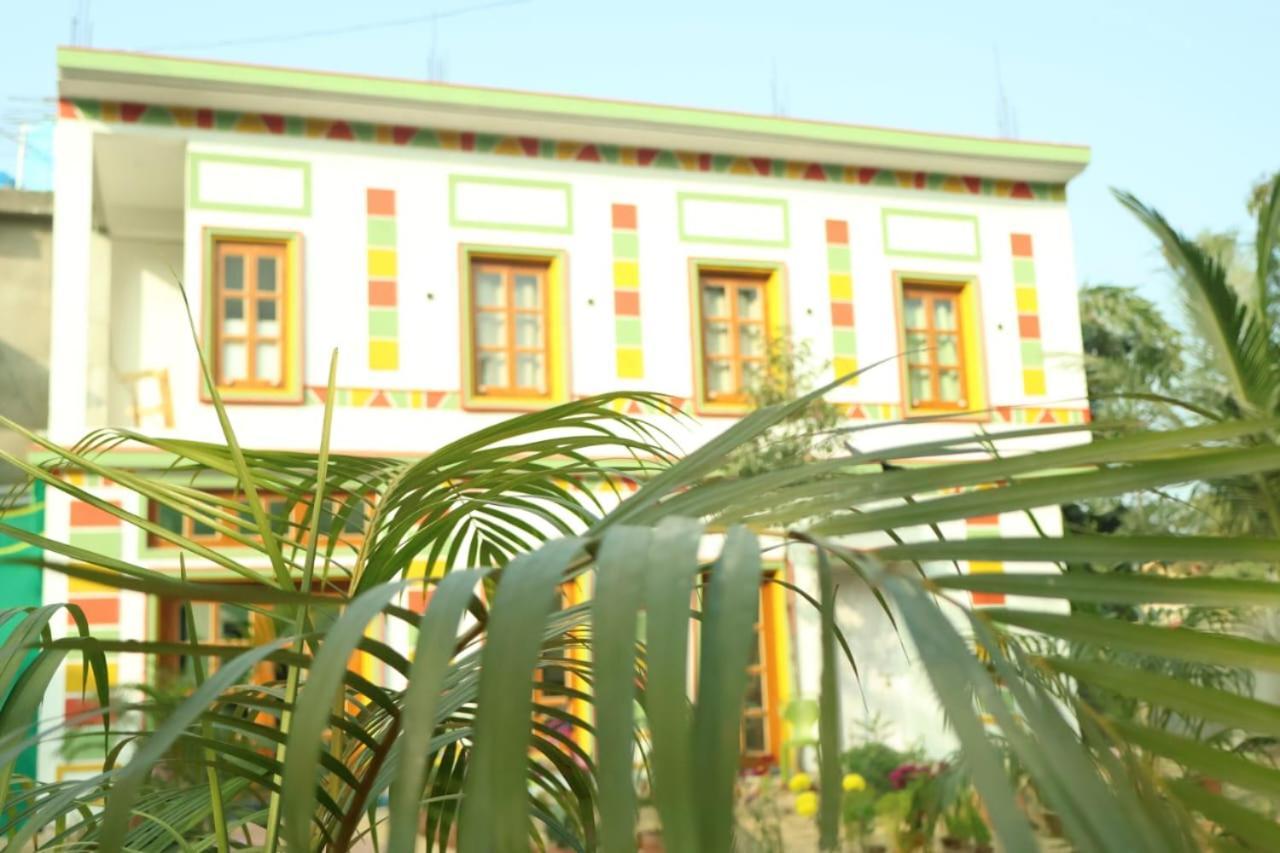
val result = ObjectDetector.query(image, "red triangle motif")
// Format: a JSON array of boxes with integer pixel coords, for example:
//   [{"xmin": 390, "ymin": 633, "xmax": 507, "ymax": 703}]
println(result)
[
  {"xmin": 369, "ymin": 390, "xmax": 391, "ymax": 408},
  {"xmin": 850, "ymin": 404, "xmax": 865, "ymax": 419},
  {"xmin": 262, "ymin": 114, "xmax": 285, "ymax": 134},
  {"xmin": 311, "ymin": 387, "xmax": 328, "ymax": 403},
  {"xmin": 858, "ymin": 168, "xmax": 878, "ymax": 184},
  {"xmin": 326, "ymin": 122, "xmax": 354, "ymax": 140},
  {"xmin": 1039, "ymin": 409, "xmax": 1057, "ymax": 424},
  {"xmin": 392, "ymin": 125, "xmax": 417, "ymax": 145},
  {"xmin": 803, "ymin": 163, "xmax": 826, "ymax": 181},
  {"xmin": 460, "ymin": 132, "xmax": 476, "ymax": 151},
  {"xmin": 519, "ymin": 137, "xmax": 540, "ymax": 157},
  {"xmin": 196, "ymin": 109, "xmax": 214, "ymax": 129},
  {"xmin": 121, "ymin": 103, "xmax": 146, "ymax": 123},
  {"xmin": 751, "ymin": 157, "xmax": 773, "ymax": 176},
  {"xmin": 698, "ymin": 153, "xmax": 712, "ymax": 171},
  {"xmin": 426, "ymin": 391, "xmax": 446, "ymax": 408},
  {"xmin": 1012, "ymin": 182, "xmax": 1034, "ymax": 199},
  {"xmin": 576, "ymin": 145, "xmax": 601, "ymax": 162},
  {"xmin": 995, "ymin": 406, "xmax": 1012, "ymax": 421},
  {"xmin": 637, "ymin": 148, "xmax": 659, "ymax": 166},
  {"xmin": 963, "ymin": 176, "xmax": 982, "ymax": 194},
  {"xmin": 627, "ymin": 401, "xmax": 643, "ymax": 414}
]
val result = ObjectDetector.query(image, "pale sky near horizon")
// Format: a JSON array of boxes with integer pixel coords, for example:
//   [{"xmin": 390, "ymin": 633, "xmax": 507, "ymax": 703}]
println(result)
[{"xmin": 3, "ymin": 0, "xmax": 1278, "ymax": 318}]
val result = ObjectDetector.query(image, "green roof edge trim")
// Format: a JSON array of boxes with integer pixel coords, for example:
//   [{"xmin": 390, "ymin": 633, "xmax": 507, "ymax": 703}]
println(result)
[{"xmin": 57, "ymin": 48, "xmax": 1090, "ymax": 169}]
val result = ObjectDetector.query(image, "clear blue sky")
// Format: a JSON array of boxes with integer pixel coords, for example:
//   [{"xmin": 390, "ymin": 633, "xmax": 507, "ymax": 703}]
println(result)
[{"xmin": 3, "ymin": 0, "xmax": 1278, "ymax": 311}]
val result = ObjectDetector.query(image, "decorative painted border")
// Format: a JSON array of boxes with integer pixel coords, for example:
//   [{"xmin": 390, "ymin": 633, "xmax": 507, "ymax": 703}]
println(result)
[
  {"xmin": 677, "ymin": 192, "xmax": 791, "ymax": 248},
  {"xmin": 366, "ymin": 189, "xmax": 399, "ymax": 371},
  {"xmin": 882, "ymin": 208, "xmax": 981, "ymax": 261},
  {"xmin": 1010, "ymin": 234, "xmax": 1046, "ymax": 396},
  {"xmin": 611, "ymin": 204, "xmax": 644, "ymax": 379},
  {"xmin": 825, "ymin": 219, "xmax": 857, "ymax": 382},
  {"xmin": 448, "ymin": 174, "xmax": 573, "ymax": 234},
  {"xmin": 199, "ymin": 227, "xmax": 305, "ymax": 404},
  {"xmin": 62, "ymin": 99, "xmax": 1067, "ymax": 202},
  {"xmin": 299, "ymin": 386, "xmax": 1089, "ymax": 425},
  {"xmin": 965, "ymin": 513, "xmax": 1004, "ymax": 606},
  {"xmin": 187, "ymin": 151, "xmax": 311, "ymax": 216}
]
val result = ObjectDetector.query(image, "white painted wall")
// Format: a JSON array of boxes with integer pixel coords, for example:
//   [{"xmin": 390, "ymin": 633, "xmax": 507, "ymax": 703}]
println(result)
[{"xmin": 108, "ymin": 238, "xmax": 185, "ymax": 425}]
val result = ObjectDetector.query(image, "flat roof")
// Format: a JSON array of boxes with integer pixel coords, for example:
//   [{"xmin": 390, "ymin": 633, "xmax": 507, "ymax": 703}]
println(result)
[{"xmin": 58, "ymin": 47, "xmax": 1090, "ymax": 184}]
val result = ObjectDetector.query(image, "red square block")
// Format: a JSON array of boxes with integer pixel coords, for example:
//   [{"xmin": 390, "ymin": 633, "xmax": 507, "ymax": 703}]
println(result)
[
  {"xmin": 367, "ymin": 188, "xmax": 396, "ymax": 216},
  {"xmin": 70, "ymin": 500, "xmax": 121, "ymax": 527},
  {"xmin": 1010, "ymin": 233, "xmax": 1033, "ymax": 257},
  {"xmin": 971, "ymin": 592, "xmax": 1006, "ymax": 606},
  {"xmin": 825, "ymin": 219, "xmax": 849, "ymax": 245},
  {"xmin": 611, "ymin": 203, "xmax": 637, "ymax": 230},
  {"xmin": 368, "ymin": 279, "xmax": 398, "ymax": 307},
  {"xmin": 830, "ymin": 301, "xmax": 854, "ymax": 327},
  {"xmin": 614, "ymin": 289, "xmax": 641, "ymax": 317},
  {"xmin": 967, "ymin": 514, "xmax": 1001, "ymax": 526},
  {"xmin": 69, "ymin": 597, "xmax": 120, "ymax": 625},
  {"xmin": 1018, "ymin": 314, "xmax": 1041, "ymax": 339}
]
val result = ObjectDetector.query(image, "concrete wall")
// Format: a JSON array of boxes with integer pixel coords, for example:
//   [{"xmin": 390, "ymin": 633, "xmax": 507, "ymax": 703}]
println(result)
[{"xmin": 0, "ymin": 190, "xmax": 52, "ymax": 482}]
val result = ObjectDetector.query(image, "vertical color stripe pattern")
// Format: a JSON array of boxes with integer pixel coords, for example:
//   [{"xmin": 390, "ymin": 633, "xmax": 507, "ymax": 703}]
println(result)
[
  {"xmin": 826, "ymin": 219, "xmax": 857, "ymax": 382},
  {"xmin": 612, "ymin": 204, "xmax": 644, "ymax": 378},
  {"xmin": 367, "ymin": 188, "xmax": 399, "ymax": 370},
  {"xmin": 1010, "ymin": 233, "xmax": 1044, "ymax": 396},
  {"xmin": 965, "ymin": 513, "xmax": 1004, "ymax": 606}
]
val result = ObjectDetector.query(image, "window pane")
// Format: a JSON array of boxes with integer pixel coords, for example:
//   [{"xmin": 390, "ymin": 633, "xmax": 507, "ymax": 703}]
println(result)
[
  {"xmin": 939, "ymin": 369, "xmax": 962, "ymax": 402},
  {"xmin": 265, "ymin": 498, "xmax": 291, "ymax": 536},
  {"xmin": 745, "ymin": 673, "xmax": 763, "ymax": 708},
  {"xmin": 222, "ymin": 341, "xmax": 247, "ymax": 382},
  {"xmin": 737, "ymin": 286, "xmax": 762, "ymax": 320},
  {"xmin": 743, "ymin": 717, "xmax": 766, "ymax": 753},
  {"xmin": 192, "ymin": 517, "xmax": 217, "ymax": 539},
  {"xmin": 741, "ymin": 360, "xmax": 763, "ymax": 388},
  {"xmin": 185, "ymin": 603, "xmax": 213, "ymax": 642},
  {"xmin": 706, "ymin": 360, "xmax": 732, "ymax": 394},
  {"xmin": 702, "ymin": 285, "xmax": 727, "ymax": 317},
  {"xmin": 934, "ymin": 297, "xmax": 957, "ymax": 331},
  {"xmin": 475, "ymin": 273, "xmax": 503, "ymax": 307},
  {"xmin": 908, "ymin": 368, "xmax": 931, "ymax": 405},
  {"xmin": 515, "ymin": 315, "xmax": 542, "ymax": 348},
  {"xmin": 476, "ymin": 313, "xmax": 505, "ymax": 347},
  {"xmin": 257, "ymin": 257, "xmax": 278, "ymax": 292},
  {"xmin": 155, "ymin": 503, "xmax": 184, "ymax": 534},
  {"xmin": 223, "ymin": 255, "xmax": 244, "ymax": 291},
  {"xmin": 739, "ymin": 324, "xmax": 764, "ymax": 357},
  {"xmin": 478, "ymin": 352, "xmax": 506, "ymax": 387},
  {"xmin": 906, "ymin": 332, "xmax": 930, "ymax": 364},
  {"xmin": 219, "ymin": 605, "xmax": 252, "ymax": 643},
  {"xmin": 223, "ymin": 298, "xmax": 246, "ymax": 336},
  {"xmin": 255, "ymin": 341, "xmax": 280, "ymax": 384},
  {"xmin": 937, "ymin": 334, "xmax": 959, "ymax": 366},
  {"xmin": 903, "ymin": 297, "xmax": 925, "ymax": 328},
  {"xmin": 704, "ymin": 323, "xmax": 730, "ymax": 356},
  {"xmin": 516, "ymin": 354, "xmax": 544, "ymax": 390},
  {"xmin": 257, "ymin": 300, "xmax": 280, "ymax": 337},
  {"xmin": 514, "ymin": 275, "xmax": 540, "ymax": 309}
]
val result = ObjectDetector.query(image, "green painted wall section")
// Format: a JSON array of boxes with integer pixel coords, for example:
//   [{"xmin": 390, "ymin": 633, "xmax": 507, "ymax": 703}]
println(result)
[{"xmin": 0, "ymin": 484, "xmax": 45, "ymax": 780}]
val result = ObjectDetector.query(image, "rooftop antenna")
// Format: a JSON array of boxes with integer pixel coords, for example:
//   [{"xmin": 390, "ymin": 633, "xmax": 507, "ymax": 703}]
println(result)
[
  {"xmin": 994, "ymin": 46, "xmax": 1018, "ymax": 139},
  {"xmin": 70, "ymin": 0, "xmax": 94, "ymax": 46},
  {"xmin": 770, "ymin": 58, "xmax": 788, "ymax": 117},
  {"xmin": 426, "ymin": 14, "xmax": 448, "ymax": 81}
]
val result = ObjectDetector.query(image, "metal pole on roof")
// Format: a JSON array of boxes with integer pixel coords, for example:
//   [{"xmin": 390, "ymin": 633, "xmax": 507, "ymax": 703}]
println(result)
[{"xmin": 14, "ymin": 123, "xmax": 27, "ymax": 190}]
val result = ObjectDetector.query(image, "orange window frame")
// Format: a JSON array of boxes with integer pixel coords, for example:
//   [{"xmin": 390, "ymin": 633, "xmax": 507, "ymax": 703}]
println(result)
[
  {"xmin": 146, "ymin": 490, "xmax": 371, "ymax": 549},
  {"xmin": 699, "ymin": 271, "xmax": 770, "ymax": 404},
  {"xmin": 741, "ymin": 577, "xmax": 783, "ymax": 769},
  {"xmin": 470, "ymin": 257, "xmax": 551, "ymax": 399},
  {"xmin": 213, "ymin": 239, "xmax": 289, "ymax": 390},
  {"xmin": 901, "ymin": 283, "xmax": 969, "ymax": 410}
]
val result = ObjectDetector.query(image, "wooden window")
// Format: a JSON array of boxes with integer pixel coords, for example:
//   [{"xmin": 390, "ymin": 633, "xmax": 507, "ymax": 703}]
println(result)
[
  {"xmin": 157, "ymin": 598, "xmax": 281, "ymax": 683},
  {"xmin": 471, "ymin": 258, "xmax": 551, "ymax": 399},
  {"xmin": 214, "ymin": 239, "xmax": 288, "ymax": 390},
  {"xmin": 741, "ymin": 614, "xmax": 771, "ymax": 763},
  {"xmin": 699, "ymin": 271, "xmax": 769, "ymax": 403},
  {"xmin": 147, "ymin": 491, "xmax": 367, "ymax": 548},
  {"xmin": 902, "ymin": 283, "xmax": 968, "ymax": 409}
]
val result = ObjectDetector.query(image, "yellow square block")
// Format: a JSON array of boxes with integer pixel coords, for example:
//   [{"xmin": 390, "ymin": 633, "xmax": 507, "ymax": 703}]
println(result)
[
  {"xmin": 68, "ymin": 576, "xmax": 114, "ymax": 594},
  {"xmin": 65, "ymin": 661, "xmax": 119, "ymax": 692},
  {"xmin": 367, "ymin": 248, "xmax": 398, "ymax": 278},
  {"xmin": 613, "ymin": 260, "xmax": 639, "ymax": 288},
  {"xmin": 833, "ymin": 356, "xmax": 859, "ymax": 380},
  {"xmin": 828, "ymin": 273, "xmax": 853, "ymax": 301},
  {"xmin": 369, "ymin": 339, "xmax": 399, "ymax": 371},
  {"xmin": 969, "ymin": 561, "xmax": 1003, "ymax": 575},
  {"xmin": 1023, "ymin": 369, "xmax": 1046, "ymax": 396},
  {"xmin": 1015, "ymin": 286, "xmax": 1038, "ymax": 314},
  {"xmin": 616, "ymin": 347, "xmax": 644, "ymax": 379}
]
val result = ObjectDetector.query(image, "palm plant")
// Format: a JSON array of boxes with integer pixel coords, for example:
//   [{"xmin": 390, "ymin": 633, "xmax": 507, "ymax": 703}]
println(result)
[{"xmin": 4, "ymin": 351, "xmax": 1280, "ymax": 849}]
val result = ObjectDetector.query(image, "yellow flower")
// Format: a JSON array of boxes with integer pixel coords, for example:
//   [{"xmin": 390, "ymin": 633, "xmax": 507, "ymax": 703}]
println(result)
[
  {"xmin": 842, "ymin": 772, "xmax": 867, "ymax": 792},
  {"xmin": 787, "ymin": 772, "xmax": 812, "ymax": 793},
  {"xmin": 794, "ymin": 791, "xmax": 819, "ymax": 817}
]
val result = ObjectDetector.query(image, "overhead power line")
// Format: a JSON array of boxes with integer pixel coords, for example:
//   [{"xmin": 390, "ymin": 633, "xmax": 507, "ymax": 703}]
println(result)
[{"xmin": 141, "ymin": 0, "xmax": 530, "ymax": 53}]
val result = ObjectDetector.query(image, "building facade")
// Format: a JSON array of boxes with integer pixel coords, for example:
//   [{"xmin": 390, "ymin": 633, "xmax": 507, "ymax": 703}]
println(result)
[{"xmin": 38, "ymin": 47, "xmax": 1091, "ymax": 781}]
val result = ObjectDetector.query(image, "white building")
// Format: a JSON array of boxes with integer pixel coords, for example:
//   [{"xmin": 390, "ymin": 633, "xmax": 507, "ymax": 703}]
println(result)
[{"xmin": 40, "ymin": 47, "xmax": 1090, "ymax": 781}]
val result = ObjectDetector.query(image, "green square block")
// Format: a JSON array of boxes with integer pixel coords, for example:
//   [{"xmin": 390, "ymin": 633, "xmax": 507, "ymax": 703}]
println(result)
[
  {"xmin": 612, "ymin": 231, "xmax": 639, "ymax": 259},
  {"xmin": 368, "ymin": 308, "xmax": 399, "ymax": 338},
  {"xmin": 827, "ymin": 246, "xmax": 851, "ymax": 272},
  {"xmin": 366, "ymin": 217, "xmax": 397, "ymax": 247},
  {"xmin": 1020, "ymin": 340, "xmax": 1044, "ymax": 367},
  {"xmin": 615, "ymin": 316, "xmax": 643, "ymax": 347},
  {"xmin": 67, "ymin": 531, "xmax": 123, "ymax": 559},
  {"xmin": 831, "ymin": 328, "xmax": 857, "ymax": 356},
  {"xmin": 967, "ymin": 526, "xmax": 1001, "ymax": 540},
  {"xmin": 1013, "ymin": 258, "xmax": 1037, "ymax": 285}
]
